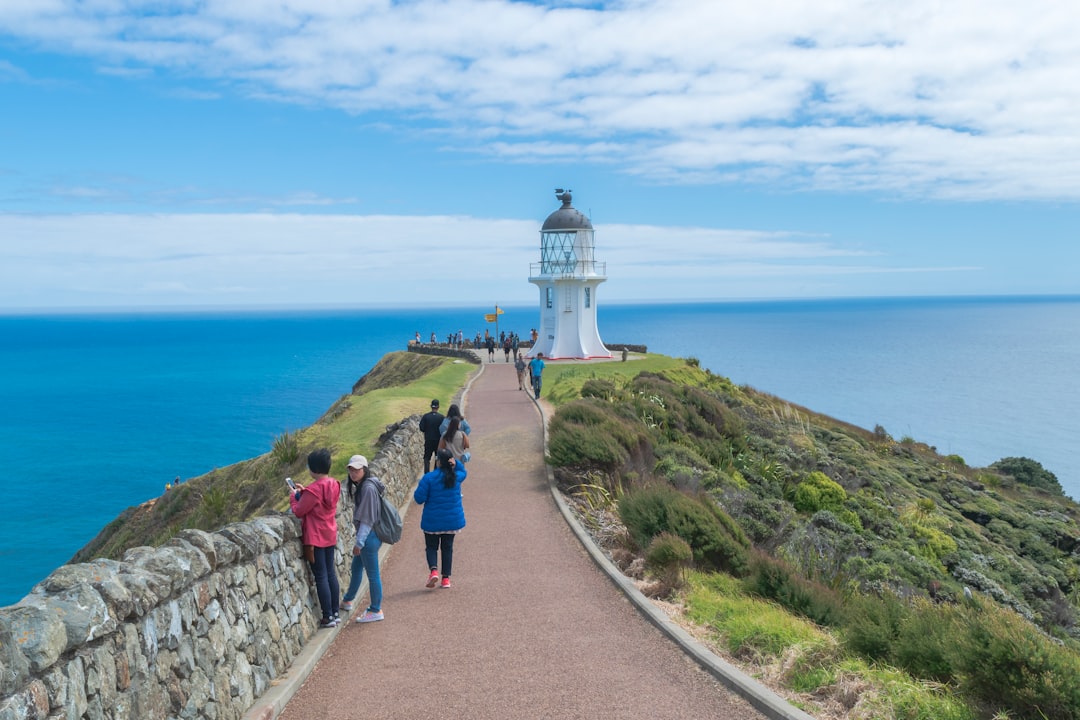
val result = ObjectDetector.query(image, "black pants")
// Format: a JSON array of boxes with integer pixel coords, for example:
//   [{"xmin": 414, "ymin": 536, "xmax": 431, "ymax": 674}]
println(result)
[
  {"xmin": 423, "ymin": 443, "xmax": 439, "ymax": 473},
  {"xmin": 425, "ymin": 533, "xmax": 456, "ymax": 577}
]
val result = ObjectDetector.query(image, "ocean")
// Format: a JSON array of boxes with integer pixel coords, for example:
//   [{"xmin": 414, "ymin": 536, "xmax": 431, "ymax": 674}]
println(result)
[{"xmin": 1, "ymin": 296, "xmax": 1077, "ymax": 606}]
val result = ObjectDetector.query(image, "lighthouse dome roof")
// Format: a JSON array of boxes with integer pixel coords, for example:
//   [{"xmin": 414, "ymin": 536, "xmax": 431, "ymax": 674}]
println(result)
[{"xmin": 542, "ymin": 190, "xmax": 593, "ymax": 231}]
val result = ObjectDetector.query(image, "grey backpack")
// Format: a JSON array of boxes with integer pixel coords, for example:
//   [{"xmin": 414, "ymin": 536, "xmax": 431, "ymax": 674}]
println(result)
[{"xmin": 366, "ymin": 481, "xmax": 403, "ymax": 544}]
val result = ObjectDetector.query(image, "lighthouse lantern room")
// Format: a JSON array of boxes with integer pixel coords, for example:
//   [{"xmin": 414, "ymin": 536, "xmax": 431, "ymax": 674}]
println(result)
[{"xmin": 527, "ymin": 189, "xmax": 611, "ymax": 360}]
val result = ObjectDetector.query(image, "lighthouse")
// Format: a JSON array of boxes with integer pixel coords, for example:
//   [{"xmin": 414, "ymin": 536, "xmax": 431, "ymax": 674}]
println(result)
[{"xmin": 527, "ymin": 189, "xmax": 611, "ymax": 360}]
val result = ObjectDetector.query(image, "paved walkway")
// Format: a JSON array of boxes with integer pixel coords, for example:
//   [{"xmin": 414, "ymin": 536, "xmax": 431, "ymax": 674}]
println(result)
[{"xmin": 268, "ymin": 358, "xmax": 803, "ymax": 720}]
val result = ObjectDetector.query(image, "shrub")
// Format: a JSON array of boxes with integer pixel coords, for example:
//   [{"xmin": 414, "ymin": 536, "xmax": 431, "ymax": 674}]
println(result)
[
  {"xmin": 952, "ymin": 599, "xmax": 1080, "ymax": 719},
  {"xmin": 791, "ymin": 471, "xmax": 847, "ymax": 513},
  {"xmin": 843, "ymin": 591, "xmax": 908, "ymax": 662},
  {"xmin": 990, "ymin": 456, "xmax": 1064, "ymax": 496},
  {"xmin": 891, "ymin": 598, "xmax": 957, "ymax": 682},
  {"xmin": 580, "ymin": 378, "xmax": 620, "ymax": 402},
  {"xmin": 619, "ymin": 484, "xmax": 749, "ymax": 575},
  {"xmin": 548, "ymin": 399, "xmax": 650, "ymax": 472},
  {"xmin": 645, "ymin": 532, "xmax": 693, "ymax": 590},
  {"xmin": 743, "ymin": 550, "xmax": 848, "ymax": 628}
]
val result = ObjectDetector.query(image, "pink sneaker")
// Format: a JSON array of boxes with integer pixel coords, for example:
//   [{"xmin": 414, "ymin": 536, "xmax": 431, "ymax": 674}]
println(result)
[
  {"xmin": 426, "ymin": 569, "xmax": 440, "ymax": 588},
  {"xmin": 440, "ymin": 577, "xmax": 451, "ymax": 589}
]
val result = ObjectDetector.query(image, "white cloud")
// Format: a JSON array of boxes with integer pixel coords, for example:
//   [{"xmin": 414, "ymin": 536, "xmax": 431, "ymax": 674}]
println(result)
[
  {"xmin": 0, "ymin": 212, "xmax": 973, "ymax": 311},
  {"xmin": 2, "ymin": 0, "xmax": 1079, "ymax": 199}
]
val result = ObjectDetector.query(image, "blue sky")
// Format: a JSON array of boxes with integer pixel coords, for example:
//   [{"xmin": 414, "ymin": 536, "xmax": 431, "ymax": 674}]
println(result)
[{"xmin": 1, "ymin": 0, "xmax": 1078, "ymax": 311}]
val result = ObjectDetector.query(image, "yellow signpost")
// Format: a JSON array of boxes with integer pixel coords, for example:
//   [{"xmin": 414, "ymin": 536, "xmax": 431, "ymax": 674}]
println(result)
[{"xmin": 485, "ymin": 305, "xmax": 506, "ymax": 338}]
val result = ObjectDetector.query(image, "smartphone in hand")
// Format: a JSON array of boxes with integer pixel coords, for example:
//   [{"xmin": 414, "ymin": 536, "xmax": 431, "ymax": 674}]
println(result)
[{"xmin": 286, "ymin": 477, "xmax": 297, "ymax": 491}]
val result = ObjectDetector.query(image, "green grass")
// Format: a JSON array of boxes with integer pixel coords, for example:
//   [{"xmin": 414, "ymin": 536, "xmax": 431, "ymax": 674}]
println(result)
[
  {"xmin": 542, "ymin": 353, "xmax": 692, "ymax": 406},
  {"xmin": 682, "ymin": 571, "xmax": 977, "ymax": 720},
  {"xmin": 684, "ymin": 571, "xmax": 829, "ymax": 657},
  {"xmin": 318, "ymin": 359, "xmax": 474, "ymax": 465},
  {"xmin": 276, "ymin": 354, "xmax": 476, "ymax": 505}
]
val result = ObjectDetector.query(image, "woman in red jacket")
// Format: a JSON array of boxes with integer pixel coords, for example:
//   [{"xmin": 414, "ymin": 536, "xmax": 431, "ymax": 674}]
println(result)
[{"xmin": 289, "ymin": 448, "xmax": 342, "ymax": 628}]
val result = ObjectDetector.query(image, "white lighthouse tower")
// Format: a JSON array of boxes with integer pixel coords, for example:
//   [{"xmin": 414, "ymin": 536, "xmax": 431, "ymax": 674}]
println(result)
[{"xmin": 527, "ymin": 189, "xmax": 611, "ymax": 360}]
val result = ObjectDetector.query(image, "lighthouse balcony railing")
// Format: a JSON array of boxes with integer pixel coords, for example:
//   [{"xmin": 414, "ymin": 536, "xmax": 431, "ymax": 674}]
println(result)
[{"xmin": 530, "ymin": 261, "xmax": 606, "ymax": 278}]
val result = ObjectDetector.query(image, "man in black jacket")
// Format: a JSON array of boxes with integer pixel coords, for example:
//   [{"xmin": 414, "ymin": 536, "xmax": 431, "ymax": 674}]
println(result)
[{"xmin": 419, "ymin": 399, "xmax": 444, "ymax": 472}]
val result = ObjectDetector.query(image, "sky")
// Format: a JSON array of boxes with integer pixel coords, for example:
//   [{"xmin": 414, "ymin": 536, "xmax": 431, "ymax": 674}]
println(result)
[{"xmin": 1, "ymin": 0, "xmax": 1078, "ymax": 312}]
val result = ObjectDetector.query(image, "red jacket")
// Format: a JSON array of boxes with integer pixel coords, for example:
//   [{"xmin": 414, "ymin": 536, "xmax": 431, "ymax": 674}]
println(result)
[{"xmin": 290, "ymin": 476, "xmax": 340, "ymax": 548}]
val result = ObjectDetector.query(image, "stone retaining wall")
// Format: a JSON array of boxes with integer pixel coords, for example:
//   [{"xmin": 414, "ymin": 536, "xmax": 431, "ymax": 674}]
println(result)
[{"xmin": 0, "ymin": 417, "xmax": 425, "ymax": 720}]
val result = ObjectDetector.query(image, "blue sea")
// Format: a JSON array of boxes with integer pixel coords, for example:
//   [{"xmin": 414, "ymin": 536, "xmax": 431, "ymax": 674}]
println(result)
[{"xmin": 2, "ymin": 296, "xmax": 1078, "ymax": 606}]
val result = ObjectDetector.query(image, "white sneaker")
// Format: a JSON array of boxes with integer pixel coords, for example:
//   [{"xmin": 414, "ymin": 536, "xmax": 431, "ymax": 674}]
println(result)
[{"xmin": 356, "ymin": 610, "xmax": 384, "ymax": 623}]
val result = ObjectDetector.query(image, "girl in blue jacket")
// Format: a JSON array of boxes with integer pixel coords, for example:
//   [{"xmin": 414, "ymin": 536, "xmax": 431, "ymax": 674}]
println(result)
[{"xmin": 414, "ymin": 448, "xmax": 467, "ymax": 589}]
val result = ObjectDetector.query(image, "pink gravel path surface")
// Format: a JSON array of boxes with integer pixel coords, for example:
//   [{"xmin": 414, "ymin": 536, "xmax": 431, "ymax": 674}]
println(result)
[{"xmin": 275, "ymin": 358, "xmax": 769, "ymax": 720}]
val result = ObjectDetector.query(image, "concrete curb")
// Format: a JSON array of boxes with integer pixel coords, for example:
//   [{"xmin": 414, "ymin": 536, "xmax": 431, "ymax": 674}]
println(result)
[{"xmin": 529, "ymin": 394, "xmax": 817, "ymax": 720}]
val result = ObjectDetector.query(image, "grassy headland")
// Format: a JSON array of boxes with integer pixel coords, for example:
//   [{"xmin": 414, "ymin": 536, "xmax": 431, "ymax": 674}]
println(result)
[{"xmin": 72, "ymin": 351, "xmax": 473, "ymax": 562}]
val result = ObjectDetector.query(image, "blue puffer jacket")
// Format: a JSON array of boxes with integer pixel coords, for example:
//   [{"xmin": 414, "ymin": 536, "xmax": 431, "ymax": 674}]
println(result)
[{"xmin": 414, "ymin": 464, "xmax": 467, "ymax": 533}]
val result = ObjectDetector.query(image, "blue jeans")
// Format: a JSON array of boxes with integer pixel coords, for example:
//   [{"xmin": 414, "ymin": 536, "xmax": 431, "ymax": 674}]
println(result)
[
  {"xmin": 343, "ymin": 529, "xmax": 382, "ymax": 612},
  {"xmin": 311, "ymin": 545, "xmax": 340, "ymax": 620},
  {"xmin": 532, "ymin": 374, "xmax": 542, "ymax": 399}
]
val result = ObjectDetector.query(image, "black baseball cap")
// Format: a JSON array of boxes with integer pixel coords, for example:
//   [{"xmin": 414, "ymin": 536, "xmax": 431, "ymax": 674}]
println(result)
[{"xmin": 431, "ymin": 399, "xmax": 440, "ymax": 408}]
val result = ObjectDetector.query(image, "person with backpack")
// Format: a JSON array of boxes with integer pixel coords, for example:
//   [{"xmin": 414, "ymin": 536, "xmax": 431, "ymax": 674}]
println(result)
[
  {"xmin": 414, "ymin": 449, "xmax": 467, "ymax": 589},
  {"xmin": 341, "ymin": 454, "xmax": 385, "ymax": 623}
]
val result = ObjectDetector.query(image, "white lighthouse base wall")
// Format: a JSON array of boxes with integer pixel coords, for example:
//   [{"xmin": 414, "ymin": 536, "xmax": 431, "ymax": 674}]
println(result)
[{"xmin": 527, "ymin": 278, "xmax": 610, "ymax": 360}]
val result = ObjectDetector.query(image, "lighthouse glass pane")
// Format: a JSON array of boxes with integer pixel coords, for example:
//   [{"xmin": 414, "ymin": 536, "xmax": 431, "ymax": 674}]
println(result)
[
  {"xmin": 541, "ymin": 231, "xmax": 577, "ymax": 274},
  {"xmin": 546, "ymin": 287, "xmax": 553, "ymax": 308},
  {"xmin": 585, "ymin": 287, "xmax": 591, "ymax": 308}
]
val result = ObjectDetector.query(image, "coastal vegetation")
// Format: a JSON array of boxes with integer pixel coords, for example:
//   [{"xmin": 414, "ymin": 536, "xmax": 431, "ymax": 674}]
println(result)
[{"xmin": 544, "ymin": 355, "xmax": 1080, "ymax": 719}]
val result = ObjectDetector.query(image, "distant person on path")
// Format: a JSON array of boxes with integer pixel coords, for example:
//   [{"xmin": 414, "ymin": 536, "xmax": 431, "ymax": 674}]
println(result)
[
  {"xmin": 511, "ymin": 333, "xmax": 520, "ymax": 360},
  {"xmin": 528, "ymin": 352, "xmax": 546, "ymax": 400},
  {"xmin": 342, "ymin": 454, "xmax": 385, "ymax": 624},
  {"xmin": 419, "ymin": 399, "xmax": 444, "ymax": 473},
  {"xmin": 485, "ymin": 334, "xmax": 495, "ymax": 362},
  {"xmin": 438, "ymin": 415, "xmax": 471, "ymax": 464},
  {"xmin": 414, "ymin": 331, "xmax": 421, "ymax": 345},
  {"xmin": 438, "ymin": 403, "xmax": 471, "ymax": 437},
  {"xmin": 414, "ymin": 449, "xmax": 467, "ymax": 589},
  {"xmin": 503, "ymin": 336, "xmax": 512, "ymax": 362},
  {"xmin": 289, "ymin": 448, "xmax": 341, "ymax": 628},
  {"xmin": 514, "ymin": 354, "xmax": 527, "ymax": 390}
]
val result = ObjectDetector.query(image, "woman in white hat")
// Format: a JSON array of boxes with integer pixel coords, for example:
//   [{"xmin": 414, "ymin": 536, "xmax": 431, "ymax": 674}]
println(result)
[{"xmin": 341, "ymin": 454, "xmax": 386, "ymax": 623}]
